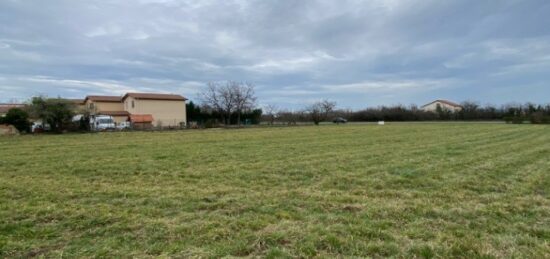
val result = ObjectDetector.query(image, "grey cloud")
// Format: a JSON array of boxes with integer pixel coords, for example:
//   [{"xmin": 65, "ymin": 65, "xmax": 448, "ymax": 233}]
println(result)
[{"xmin": 0, "ymin": 0, "xmax": 549, "ymax": 108}]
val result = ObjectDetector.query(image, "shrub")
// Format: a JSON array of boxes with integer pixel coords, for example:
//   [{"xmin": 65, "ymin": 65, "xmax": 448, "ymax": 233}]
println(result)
[
  {"xmin": 512, "ymin": 116, "xmax": 525, "ymax": 124},
  {"xmin": 503, "ymin": 116, "xmax": 525, "ymax": 124},
  {"xmin": 204, "ymin": 119, "xmax": 221, "ymax": 129},
  {"xmin": 28, "ymin": 96, "xmax": 75, "ymax": 133},
  {"xmin": 530, "ymin": 112, "xmax": 550, "ymax": 124},
  {"xmin": 2, "ymin": 108, "xmax": 30, "ymax": 133}
]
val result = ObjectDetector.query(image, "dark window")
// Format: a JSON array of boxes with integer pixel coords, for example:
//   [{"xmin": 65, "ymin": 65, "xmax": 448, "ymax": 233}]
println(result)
[{"xmin": 132, "ymin": 100, "xmax": 135, "ymax": 108}]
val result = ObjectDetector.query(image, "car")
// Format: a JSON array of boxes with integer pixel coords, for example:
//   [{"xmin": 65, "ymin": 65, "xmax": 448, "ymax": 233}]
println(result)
[
  {"xmin": 31, "ymin": 122, "xmax": 44, "ymax": 133},
  {"xmin": 333, "ymin": 117, "xmax": 348, "ymax": 124},
  {"xmin": 31, "ymin": 121, "xmax": 51, "ymax": 133},
  {"xmin": 116, "ymin": 121, "xmax": 131, "ymax": 130}
]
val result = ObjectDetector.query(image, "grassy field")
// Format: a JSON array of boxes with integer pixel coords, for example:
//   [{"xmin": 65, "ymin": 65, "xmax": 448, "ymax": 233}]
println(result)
[{"xmin": 1, "ymin": 123, "xmax": 549, "ymax": 258}]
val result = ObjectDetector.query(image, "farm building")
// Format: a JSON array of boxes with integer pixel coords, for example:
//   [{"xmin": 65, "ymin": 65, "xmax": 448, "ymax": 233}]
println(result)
[
  {"xmin": 129, "ymin": 114, "xmax": 154, "ymax": 130},
  {"xmin": 421, "ymin": 100, "xmax": 463, "ymax": 112}
]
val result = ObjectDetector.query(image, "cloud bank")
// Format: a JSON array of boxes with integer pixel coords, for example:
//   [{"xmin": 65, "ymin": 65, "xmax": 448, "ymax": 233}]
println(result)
[{"xmin": 1, "ymin": 0, "xmax": 549, "ymax": 108}]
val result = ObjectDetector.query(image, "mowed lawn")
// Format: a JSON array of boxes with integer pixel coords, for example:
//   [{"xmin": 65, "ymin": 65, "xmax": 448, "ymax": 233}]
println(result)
[{"xmin": 1, "ymin": 124, "xmax": 549, "ymax": 258}]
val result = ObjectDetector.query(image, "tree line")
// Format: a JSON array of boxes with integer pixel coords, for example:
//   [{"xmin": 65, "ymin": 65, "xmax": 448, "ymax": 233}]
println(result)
[
  {"xmin": 191, "ymin": 82, "xmax": 340, "ymax": 127},
  {"xmin": 2, "ymin": 83, "xmax": 549, "ymax": 134},
  {"xmin": 186, "ymin": 100, "xmax": 262, "ymax": 127},
  {"xmin": 259, "ymin": 101, "xmax": 550, "ymax": 125},
  {"xmin": 188, "ymin": 81, "xmax": 263, "ymax": 127}
]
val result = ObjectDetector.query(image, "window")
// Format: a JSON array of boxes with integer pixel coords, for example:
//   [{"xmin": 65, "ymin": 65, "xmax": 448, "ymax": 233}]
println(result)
[
  {"xmin": 98, "ymin": 118, "xmax": 113, "ymax": 124},
  {"xmin": 132, "ymin": 100, "xmax": 135, "ymax": 108}
]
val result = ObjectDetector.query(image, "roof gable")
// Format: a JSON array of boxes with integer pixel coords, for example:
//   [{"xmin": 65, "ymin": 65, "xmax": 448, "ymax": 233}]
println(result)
[
  {"xmin": 122, "ymin": 93, "xmax": 187, "ymax": 102},
  {"xmin": 421, "ymin": 99, "xmax": 462, "ymax": 108}
]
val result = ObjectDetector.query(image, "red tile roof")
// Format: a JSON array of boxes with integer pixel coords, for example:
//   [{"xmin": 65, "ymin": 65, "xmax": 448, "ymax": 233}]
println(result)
[
  {"xmin": 122, "ymin": 93, "xmax": 187, "ymax": 101},
  {"xmin": 130, "ymin": 114, "xmax": 154, "ymax": 123},
  {"xmin": 84, "ymin": 95, "xmax": 122, "ymax": 102}
]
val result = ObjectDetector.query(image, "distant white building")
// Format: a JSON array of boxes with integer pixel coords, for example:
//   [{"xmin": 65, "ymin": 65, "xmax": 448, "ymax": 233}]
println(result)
[{"xmin": 421, "ymin": 100, "xmax": 462, "ymax": 112}]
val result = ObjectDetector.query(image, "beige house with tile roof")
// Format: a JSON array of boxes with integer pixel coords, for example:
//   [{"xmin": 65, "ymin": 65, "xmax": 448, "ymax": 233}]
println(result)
[
  {"xmin": 122, "ymin": 93, "xmax": 187, "ymax": 127},
  {"xmin": 83, "ymin": 93, "xmax": 187, "ymax": 127}
]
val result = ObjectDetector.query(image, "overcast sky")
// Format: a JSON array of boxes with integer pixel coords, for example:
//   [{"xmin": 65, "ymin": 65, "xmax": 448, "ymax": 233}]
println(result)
[{"xmin": 1, "ymin": 0, "xmax": 549, "ymax": 109}]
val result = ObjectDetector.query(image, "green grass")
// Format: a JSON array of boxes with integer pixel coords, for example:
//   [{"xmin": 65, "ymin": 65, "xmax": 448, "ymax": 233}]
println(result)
[{"xmin": 1, "ymin": 123, "xmax": 549, "ymax": 258}]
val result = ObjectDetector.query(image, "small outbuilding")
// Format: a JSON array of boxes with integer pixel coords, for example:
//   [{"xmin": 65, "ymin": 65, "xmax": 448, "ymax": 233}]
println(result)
[{"xmin": 129, "ymin": 114, "xmax": 154, "ymax": 130}]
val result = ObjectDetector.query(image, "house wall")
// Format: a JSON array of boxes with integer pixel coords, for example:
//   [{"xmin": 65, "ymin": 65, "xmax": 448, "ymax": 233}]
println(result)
[
  {"xmin": 422, "ymin": 102, "xmax": 462, "ymax": 112},
  {"xmin": 124, "ymin": 97, "xmax": 186, "ymax": 127},
  {"xmin": 85, "ymin": 100, "xmax": 124, "ymax": 113}
]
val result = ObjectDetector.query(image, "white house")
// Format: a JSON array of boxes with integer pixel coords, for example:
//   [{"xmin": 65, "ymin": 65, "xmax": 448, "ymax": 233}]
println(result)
[{"xmin": 421, "ymin": 100, "xmax": 462, "ymax": 112}]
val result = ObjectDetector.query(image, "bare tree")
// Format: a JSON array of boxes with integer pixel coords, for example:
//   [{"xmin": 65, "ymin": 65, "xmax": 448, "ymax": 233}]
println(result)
[
  {"xmin": 306, "ymin": 99, "xmax": 336, "ymax": 125},
  {"xmin": 233, "ymin": 82, "xmax": 257, "ymax": 125},
  {"xmin": 220, "ymin": 82, "xmax": 237, "ymax": 124},
  {"xmin": 200, "ymin": 81, "xmax": 233, "ymax": 124},
  {"xmin": 201, "ymin": 82, "xmax": 221, "ymax": 120},
  {"xmin": 200, "ymin": 81, "xmax": 257, "ymax": 125},
  {"xmin": 320, "ymin": 99, "xmax": 336, "ymax": 120},
  {"xmin": 264, "ymin": 104, "xmax": 278, "ymax": 125},
  {"xmin": 277, "ymin": 109, "xmax": 302, "ymax": 125}
]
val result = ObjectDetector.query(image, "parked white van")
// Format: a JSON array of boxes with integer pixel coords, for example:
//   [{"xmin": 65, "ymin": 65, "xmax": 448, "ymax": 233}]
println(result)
[{"xmin": 90, "ymin": 115, "xmax": 115, "ymax": 131}]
